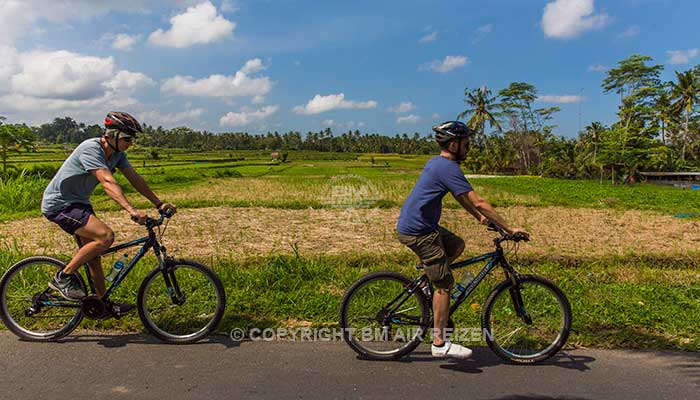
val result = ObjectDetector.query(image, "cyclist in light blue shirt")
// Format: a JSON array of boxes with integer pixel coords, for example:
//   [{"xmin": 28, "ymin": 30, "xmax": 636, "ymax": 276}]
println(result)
[{"xmin": 43, "ymin": 112, "xmax": 176, "ymax": 319}]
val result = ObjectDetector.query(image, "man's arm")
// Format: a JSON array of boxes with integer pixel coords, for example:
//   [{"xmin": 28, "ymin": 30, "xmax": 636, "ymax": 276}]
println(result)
[
  {"xmin": 453, "ymin": 190, "xmax": 517, "ymax": 234},
  {"xmin": 92, "ymin": 168, "xmax": 146, "ymax": 222},
  {"xmin": 119, "ymin": 166, "xmax": 162, "ymax": 208}
]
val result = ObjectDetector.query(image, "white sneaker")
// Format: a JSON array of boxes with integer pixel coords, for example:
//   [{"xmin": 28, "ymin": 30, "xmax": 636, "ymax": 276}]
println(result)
[{"xmin": 431, "ymin": 341, "xmax": 473, "ymax": 359}]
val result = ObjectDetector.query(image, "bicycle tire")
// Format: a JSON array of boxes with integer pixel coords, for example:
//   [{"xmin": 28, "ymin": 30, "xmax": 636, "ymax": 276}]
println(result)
[
  {"xmin": 0, "ymin": 256, "xmax": 85, "ymax": 341},
  {"xmin": 137, "ymin": 259, "xmax": 225, "ymax": 344},
  {"xmin": 482, "ymin": 274, "xmax": 571, "ymax": 364},
  {"xmin": 339, "ymin": 271, "xmax": 430, "ymax": 360}
]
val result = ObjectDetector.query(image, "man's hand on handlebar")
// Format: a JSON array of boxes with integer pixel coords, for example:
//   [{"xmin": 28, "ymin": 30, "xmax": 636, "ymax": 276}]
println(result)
[
  {"xmin": 510, "ymin": 228, "xmax": 530, "ymax": 242},
  {"xmin": 129, "ymin": 209, "xmax": 148, "ymax": 225},
  {"xmin": 158, "ymin": 203, "xmax": 177, "ymax": 217}
]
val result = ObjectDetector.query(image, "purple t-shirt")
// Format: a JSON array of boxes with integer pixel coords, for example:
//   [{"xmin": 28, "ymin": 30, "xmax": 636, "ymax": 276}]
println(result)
[{"xmin": 396, "ymin": 156, "xmax": 473, "ymax": 235}]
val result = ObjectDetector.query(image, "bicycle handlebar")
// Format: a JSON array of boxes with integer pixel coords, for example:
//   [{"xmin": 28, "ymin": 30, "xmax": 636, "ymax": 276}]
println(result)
[
  {"xmin": 131, "ymin": 208, "xmax": 175, "ymax": 228},
  {"xmin": 486, "ymin": 221, "xmax": 529, "ymax": 243}
]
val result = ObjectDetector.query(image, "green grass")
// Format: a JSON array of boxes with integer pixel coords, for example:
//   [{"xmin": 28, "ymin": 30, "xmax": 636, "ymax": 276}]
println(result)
[
  {"xmin": 0, "ymin": 248, "xmax": 698, "ymax": 351},
  {"xmin": 3, "ymin": 149, "xmax": 698, "ymax": 222},
  {"xmin": 0, "ymin": 172, "xmax": 46, "ymax": 214}
]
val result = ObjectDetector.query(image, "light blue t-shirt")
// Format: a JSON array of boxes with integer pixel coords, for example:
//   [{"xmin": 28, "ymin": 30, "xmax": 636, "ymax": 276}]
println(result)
[
  {"xmin": 396, "ymin": 156, "xmax": 473, "ymax": 235},
  {"xmin": 41, "ymin": 138, "xmax": 131, "ymax": 213}
]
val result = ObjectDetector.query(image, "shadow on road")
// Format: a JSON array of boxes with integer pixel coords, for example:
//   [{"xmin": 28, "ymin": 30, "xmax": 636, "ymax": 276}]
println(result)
[
  {"xmin": 485, "ymin": 395, "xmax": 591, "ymax": 400},
  {"xmin": 354, "ymin": 347, "xmax": 596, "ymax": 374},
  {"xmin": 21, "ymin": 332, "xmax": 238, "ymax": 349}
]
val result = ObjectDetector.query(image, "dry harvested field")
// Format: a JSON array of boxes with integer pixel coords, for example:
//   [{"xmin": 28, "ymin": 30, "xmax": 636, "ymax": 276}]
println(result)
[{"xmin": 2, "ymin": 205, "xmax": 698, "ymax": 260}]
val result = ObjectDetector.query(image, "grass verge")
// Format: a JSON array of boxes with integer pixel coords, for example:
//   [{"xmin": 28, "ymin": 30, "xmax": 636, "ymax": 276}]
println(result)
[{"xmin": 0, "ymin": 248, "xmax": 698, "ymax": 351}]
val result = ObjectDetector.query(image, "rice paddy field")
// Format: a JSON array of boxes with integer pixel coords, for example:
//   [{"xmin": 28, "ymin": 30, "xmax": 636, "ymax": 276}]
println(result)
[{"xmin": 1, "ymin": 145, "xmax": 699, "ymax": 350}]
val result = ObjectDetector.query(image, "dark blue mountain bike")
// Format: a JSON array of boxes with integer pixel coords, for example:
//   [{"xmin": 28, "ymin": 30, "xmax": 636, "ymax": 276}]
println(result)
[
  {"xmin": 339, "ymin": 223, "xmax": 572, "ymax": 364},
  {"xmin": 0, "ymin": 210, "xmax": 226, "ymax": 344}
]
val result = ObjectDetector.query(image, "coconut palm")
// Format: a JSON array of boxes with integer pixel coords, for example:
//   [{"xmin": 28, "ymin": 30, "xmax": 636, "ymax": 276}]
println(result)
[
  {"xmin": 654, "ymin": 91, "xmax": 672, "ymax": 145},
  {"xmin": 670, "ymin": 70, "xmax": 699, "ymax": 162},
  {"xmin": 457, "ymin": 86, "xmax": 502, "ymax": 148}
]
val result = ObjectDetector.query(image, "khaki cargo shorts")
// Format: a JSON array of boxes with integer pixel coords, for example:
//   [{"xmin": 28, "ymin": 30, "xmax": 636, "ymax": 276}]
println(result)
[{"xmin": 397, "ymin": 226, "xmax": 464, "ymax": 289}]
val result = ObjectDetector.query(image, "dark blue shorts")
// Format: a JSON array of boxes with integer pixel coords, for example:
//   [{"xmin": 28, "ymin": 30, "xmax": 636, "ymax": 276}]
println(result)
[{"xmin": 44, "ymin": 204, "xmax": 95, "ymax": 235}]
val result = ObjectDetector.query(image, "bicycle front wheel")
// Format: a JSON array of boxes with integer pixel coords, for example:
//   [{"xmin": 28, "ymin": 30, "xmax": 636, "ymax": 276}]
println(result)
[
  {"xmin": 482, "ymin": 274, "xmax": 571, "ymax": 364},
  {"xmin": 339, "ymin": 271, "xmax": 430, "ymax": 360},
  {"xmin": 137, "ymin": 259, "xmax": 225, "ymax": 344},
  {"xmin": 0, "ymin": 256, "xmax": 84, "ymax": 341}
]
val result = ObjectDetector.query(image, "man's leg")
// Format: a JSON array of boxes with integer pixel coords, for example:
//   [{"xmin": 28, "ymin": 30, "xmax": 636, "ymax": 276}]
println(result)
[
  {"xmin": 63, "ymin": 215, "xmax": 114, "ymax": 275},
  {"xmin": 432, "ymin": 287, "xmax": 451, "ymax": 346},
  {"xmin": 433, "ymin": 227, "xmax": 465, "ymax": 345},
  {"xmin": 49, "ymin": 214, "xmax": 114, "ymax": 300},
  {"xmin": 75, "ymin": 236, "xmax": 107, "ymax": 297}
]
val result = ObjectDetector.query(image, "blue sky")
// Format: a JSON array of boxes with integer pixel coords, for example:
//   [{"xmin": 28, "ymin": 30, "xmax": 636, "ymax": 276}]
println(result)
[{"xmin": 1, "ymin": 0, "xmax": 698, "ymax": 138}]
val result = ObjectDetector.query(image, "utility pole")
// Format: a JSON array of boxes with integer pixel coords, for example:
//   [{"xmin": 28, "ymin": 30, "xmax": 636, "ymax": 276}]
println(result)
[{"xmin": 578, "ymin": 88, "xmax": 584, "ymax": 133}]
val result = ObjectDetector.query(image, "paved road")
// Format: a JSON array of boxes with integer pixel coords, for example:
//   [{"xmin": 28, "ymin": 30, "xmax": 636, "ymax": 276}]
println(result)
[{"xmin": 1, "ymin": 331, "xmax": 698, "ymax": 399}]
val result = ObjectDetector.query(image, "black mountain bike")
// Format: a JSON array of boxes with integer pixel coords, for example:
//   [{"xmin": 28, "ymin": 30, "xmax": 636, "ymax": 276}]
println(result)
[
  {"xmin": 0, "ymin": 210, "xmax": 226, "ymax": 344},
  {"xmin": 339, "ymin": 223, "xmax": 571, "ymax": 364}
]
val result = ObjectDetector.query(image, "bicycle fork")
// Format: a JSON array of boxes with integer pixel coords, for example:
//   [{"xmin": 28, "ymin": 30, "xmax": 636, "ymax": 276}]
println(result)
[
  {"xmin": 160, "ymin": 261, "xmax": 185, "ymax": 305},
  {"xmin": 508, "ymin": 280, "xmax": 532, "ymax": 325},
  {"xmin": 501, "ymin": 259, "xmax": 533, "ymax": 325}
]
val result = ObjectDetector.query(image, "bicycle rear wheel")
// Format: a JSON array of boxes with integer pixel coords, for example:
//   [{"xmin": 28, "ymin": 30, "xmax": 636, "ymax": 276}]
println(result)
[
  {"xmin": 339, "ymin": 271, "xmax": 430, "ymax": 360},
  {"xmin": 482, "ymin": 274, "xmax": 571, "ymax": 364},
  {"xmin": 0, "ymin": 256, "xmax": 84, "ymax": 341},
  {"xmin": 137, "ymin": 259, "xmax": 225, "ymax": 344}
]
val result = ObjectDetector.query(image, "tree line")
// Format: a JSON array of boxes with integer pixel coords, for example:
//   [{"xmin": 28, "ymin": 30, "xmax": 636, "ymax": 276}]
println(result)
[{"xmin": 1, "ymin": 54, "xmax": 698, "ymax": 180}]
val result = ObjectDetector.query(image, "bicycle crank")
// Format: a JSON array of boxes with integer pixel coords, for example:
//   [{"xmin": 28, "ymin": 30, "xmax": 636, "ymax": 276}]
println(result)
[{"xmin": 81, "ymin": 295, "xmax": 106, "ymax": 320}]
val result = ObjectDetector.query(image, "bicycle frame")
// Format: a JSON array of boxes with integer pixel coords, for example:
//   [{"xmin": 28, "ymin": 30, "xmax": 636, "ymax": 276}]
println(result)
[
  {"xmin": 446, "ymin": 242, "xmax": 522, "ymax": 315},
  {"xmin": 74, "ymin": 227, "xmax": 168, "ymax": 300},
  {"xmin": 383, "ymin": 240, "xmax": 524, "ymax": 326}
]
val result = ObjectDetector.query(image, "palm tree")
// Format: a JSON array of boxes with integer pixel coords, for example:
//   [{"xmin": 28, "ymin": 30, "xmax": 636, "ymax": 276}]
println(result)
[
  {"xmin": 670, "ymin": 70, "xmax": 699, "ymax": 162},
  {"xmin": 654, "ymin": 91, "xmax": 672, "ymax": 145},
  {"xmin": 581, "ymin": 121, "xmax": 606, "ymax": 164},
  {"xmin": 457, "ymin": 86, "xmax": 502, "ymax": 148}
]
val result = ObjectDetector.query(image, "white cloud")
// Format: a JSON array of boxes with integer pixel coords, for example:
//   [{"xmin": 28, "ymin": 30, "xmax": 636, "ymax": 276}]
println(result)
[
  {"xmin": 0, "ymin": 45, "xmax": 157, "ymax": 124},
  {"xmin": 140, "ymin": 108, "xmax": 205, "ymax": 128},
  {"xmin": 293, "ymin": 93, "xmax": 377, "ymax": 115},
  {"xmin": 472, "ymin": 24, "xmax": 493, "ymax": 44},
  {"xmin": 104, "ymin": 70, "xmax": 155, "ymax": 92},
  {"xmin": 667, "ymin": 49, "xmax": 700, "ymax": 65},
  {"xmin": 219, "ymin": 105, "xmax": 279, "ymax": 127},
  {"xmin": 542, "ymin": 0, "xmax": 610, "ymax": 39},
  {"xmin": 148, "ymin": 1, "xmax": 235, "ymax": 48},
  {"xmin": 0, "ymin": 0, "xmax": 155, "ymax": 46},
  {"xmin": 0, "ymin": 45, "xmax": 20, "ymax": 92},
  {"xmin": 161, "ymin": 58, "xmax": 273, "ymax": 99},
  {"xmin": 388, "ymin": 102, "xmax": 416, "ymax": 113},
  {"xmin": 220, "ymin": 0, "xmax": 239, "ymax": 13},
  {"xmin": 420, "ymin": 55, "xmax": 469, "ymax": 73},
  {"xmin": 588, "ymin": 64, "xmax": 608, "ymax": 72},
  {"xmin": 112, "ymin": 33, "xmax": 140, "ymax": 51},
  {"xmin": 321, "ymin": 119, "xmax": 362, "ymax": 129},
  {"xmin": 418, "ymin": 31, "xmax": 438, "ymax": 44},
  {"xmin": 11, "ymin": 50, "xmax": 115, "ymax": 100},
  {"xmin": 240, "ymin": 58, "xmax": 266, "ymax": 74},
  {"xmin": 431, "ymin": 113, "xmax": 441, "ymax": 119},
  {"xmin": 0, "ymin": 92, "xmax": 140, "ymax": 125},
  {"xmin": 397, "ymin": 114, "xmax": 420, "ymax": 124},
  {"xmin": 0, "ymin": 1, "xmax": 34, "ymax": 45},
  {"xmin": 619, "ymin": 25, "xmax": 640, "ymax": 38},
  {"xmin": 537, "ymin": 95, "xmax": 585, "ymax": 104}
]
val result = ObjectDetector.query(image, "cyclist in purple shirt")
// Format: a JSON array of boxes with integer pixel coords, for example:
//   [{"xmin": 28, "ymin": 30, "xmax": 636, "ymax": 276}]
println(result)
[{"xmin": 397, "ymin": 121, "xmax": 529, "ymax": 359}]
